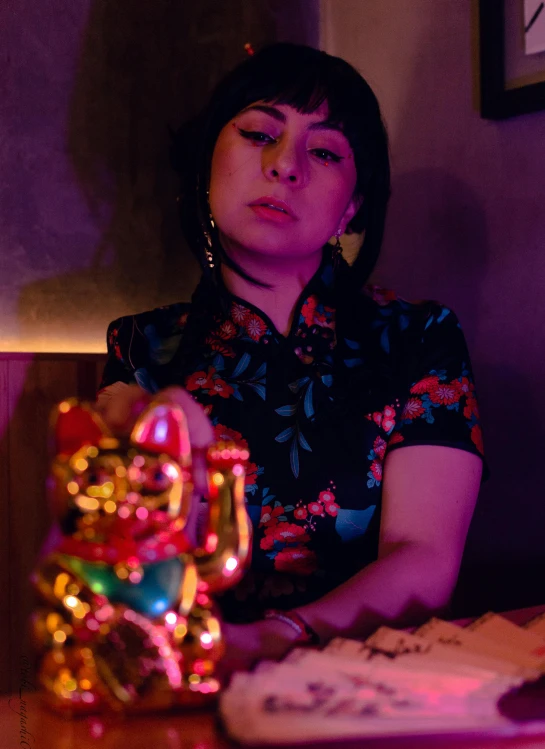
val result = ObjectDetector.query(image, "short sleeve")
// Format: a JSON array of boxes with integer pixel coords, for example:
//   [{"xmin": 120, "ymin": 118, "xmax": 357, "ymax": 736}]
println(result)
[
  {"xmin": 386, "ymin": 304, "xmax": 486, "ymax": 468},
  {"xmin": 98, "ymin": 303, "xmax": 190, "ymax": 396}
]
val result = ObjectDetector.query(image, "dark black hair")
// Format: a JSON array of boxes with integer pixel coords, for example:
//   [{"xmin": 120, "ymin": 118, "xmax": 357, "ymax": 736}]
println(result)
[{"xmin": 172, "ymin": 42, "xmax": 390, "ymax": 288}]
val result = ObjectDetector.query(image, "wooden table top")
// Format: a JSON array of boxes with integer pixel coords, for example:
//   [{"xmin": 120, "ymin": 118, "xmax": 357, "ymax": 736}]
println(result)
[{"xmin": 3, "ymin": 606, "xmax": 544, "ymax": 749}]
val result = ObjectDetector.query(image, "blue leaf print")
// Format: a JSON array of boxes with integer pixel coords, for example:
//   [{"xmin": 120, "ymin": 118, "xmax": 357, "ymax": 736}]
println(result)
[
  {"xmin": 275, "ymin": 426, "xmax": 295, "ymax": 443},
  {"xmin": 289, "ymin": 376, "xmax": 310, "ymax": 393},
  {"xmin": 247, "ymin": 383, "xmax": 266, "ymax": 400},
  {"xmin": 336, "ymin": 506, "xmax": 376, "ymax": 542},
  {"xmin": 298, "ymin": 432, "xmax": 312, "ymax": 452},
  {"xmin": 246, "ymin": 505, "xmax": 261, "ymax": 524},
  {"xmin": 284, "ymin": 505, "xmax": 295, "ymax": 512},
  {"xmin": 367, "ymin": 477, "xmax": 376, "ymax": 489},
  {"xmin": 344, "ymin": 358, "xmax": 363, "ymax": 368},
  {"xmin": 232, "ymin": 388, "xmax": 243, "ymax": 401},
  {"xmin": 379, "ymin": 307, "xmax": 393, "ymax": 316},
  {"xmin": 232, "ymin": 352, "xmax": 251, "ymax": 378},
  {"xmin": 277, "ymin": 515, "xmax": 287, "ymax": 522},
  {"xmin": 212, "ymin": 353, "xmax": 225, "ymax": 372},
  {"xmin": 399, "ymin": 314, "xmax": 409, "ymax": 331},
  {"xmin": 274, "ymin": 500, "xmax": 282, "ymax": 508},
  {"xmin": 424, "ymin": 315, "xmax": 434, "ymax": 330},
  {"xmin": 380, "ymin": 327, "xmax": 390, "ymax": 353},
  {"xmin": 437, "ymin": 307, "xmax": 450, "ymax": 324},
  {"xmin": 276, "ymin": 404, "xmax": 297, "ymax": 416},
  {"xmin": 134, "ymin": 368, "xmax": 159, "ymax": 394},
  {"xmin": 290, "ymin": 438, "xmax": 300, "ymax": 478},
  {"xmin": 266, "ymin": 552, "xmax": 277, "ymax": 560},
  {"xmin": 321, "ymin": 374, "xmax": 334, "ymax": 387},
  {"xmin": 245, "ymin": 484, "xmax": 258, "ymax": 496},
  {"xmin": 303, "ymin": 381, "xmax": 314, "ymax": 419},
  {"xmin": 254, "ymin": 362, "xmax": 267, "ymax": 380},
  {"xmin": 344, "ymin": 338, "xmax": 361, "ymax": 350},
  {"xmin": 263, "ymin": 487, "xmax": 269, "ymax": 497}
]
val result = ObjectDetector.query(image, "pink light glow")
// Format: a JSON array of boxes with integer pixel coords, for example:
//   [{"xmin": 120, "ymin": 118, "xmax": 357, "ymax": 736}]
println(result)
[
  {"xmin": 200, "ymin": 632, "xmax": 213, "ymax": 649},
  {"xmin": 232, "ymin": 463, "xmax": 244, "ymax": 476},
  {"xmin": 165, "ymin": 611, "xmax": 177, "ymax": 626}
]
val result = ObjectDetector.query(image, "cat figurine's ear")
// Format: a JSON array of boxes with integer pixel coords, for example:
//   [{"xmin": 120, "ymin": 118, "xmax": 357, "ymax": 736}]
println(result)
[
  {"xmin": 52, "ymin": 399, "xmax": 112, "ymax": 456},
  {"xmin": 131, "ymin": 402, "xmax": 191, "ymax": 464}
]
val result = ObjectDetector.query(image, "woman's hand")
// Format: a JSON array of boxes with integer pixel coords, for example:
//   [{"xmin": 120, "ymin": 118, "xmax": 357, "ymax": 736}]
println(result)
[
  {"xmin": 96, "ymin": 383, "xmax": 214, "ymax": 544},
  {"xmin": 219, "ymin": 619, "xmax": 299, "ymax": 680},
  {"xmin": 97, "ymin": 383, "xmax": 214, "ymax": 497}
]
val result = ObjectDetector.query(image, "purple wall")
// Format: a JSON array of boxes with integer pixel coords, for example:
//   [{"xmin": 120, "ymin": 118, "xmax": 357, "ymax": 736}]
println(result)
[
  {"xmin": 323, "ymin": 0, "xmax": 545, "ymax": 612},
  {"xmin": 0, "ymin": 0, "xmax": 319, "ymax": 352}
]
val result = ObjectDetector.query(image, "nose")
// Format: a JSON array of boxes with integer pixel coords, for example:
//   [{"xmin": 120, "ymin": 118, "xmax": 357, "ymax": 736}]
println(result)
[{"xmin": 264, "ymin": 138, "xmax": 305, "ymax": 186}]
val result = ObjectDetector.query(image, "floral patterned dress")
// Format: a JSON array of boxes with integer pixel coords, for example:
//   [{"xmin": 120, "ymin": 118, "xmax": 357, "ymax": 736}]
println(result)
[{"xmin": 99, "ymin": 251, "xmax": 485, "ymax": 622}]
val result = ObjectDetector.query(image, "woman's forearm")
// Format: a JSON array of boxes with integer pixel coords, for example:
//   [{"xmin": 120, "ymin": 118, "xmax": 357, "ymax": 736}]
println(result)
[{"xmin": 294, "ymin": 541, "xmax": 460, "ymax": 644}]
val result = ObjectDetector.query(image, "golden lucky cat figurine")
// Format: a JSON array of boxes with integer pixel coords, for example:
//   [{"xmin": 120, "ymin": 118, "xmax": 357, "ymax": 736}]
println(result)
[{"xmin": 30, "ymin": 396, "xmax": 252, "ymax": 715}]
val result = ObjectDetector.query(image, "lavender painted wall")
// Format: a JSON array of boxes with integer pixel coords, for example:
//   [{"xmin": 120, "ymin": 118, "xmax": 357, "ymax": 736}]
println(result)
[
  {"xmin": 1, "ymin": 0, "xmax": 319, "ymax": 352},
  {"xmin": 322, "ymin": 0, "xmax": 545, "ymax": 612}
]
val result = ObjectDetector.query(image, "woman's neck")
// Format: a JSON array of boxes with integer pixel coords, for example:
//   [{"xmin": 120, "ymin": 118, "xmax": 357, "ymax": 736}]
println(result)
[{"xmin": 220, "ymin": 246, "xmax": 323, "ymax": 337}]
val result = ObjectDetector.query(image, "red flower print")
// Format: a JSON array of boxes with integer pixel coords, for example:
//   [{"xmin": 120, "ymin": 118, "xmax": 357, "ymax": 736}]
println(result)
[
  {"xmin": 325, "ymin": 502, "xmax": 340, "ymax": 517},
  {"xmin": 388, "ymin": 432, "xmax": 404, "ymax": 447},
  {"xmin": 186, "ymin": 368, "xmax": 215, "ymax": 391},
  {"xmin": 372, "ymin": 437, "xmax": 387, "ymax": 460},
  {"xmin": 265, "ymin": 523, "xmax": 310, "ymax": 545},
  {"xmin": 457, "ymin": 376, "xmax": 474, "ymax": 396},
  {"xmin": 294, "ymin": 507, "xmax": 308, "ymax": 520},
  {"xmin": 274, "ymin": 546, "xmax": 318, "ymax": 575},
  {"xmin": 371, "ymin": 411, "xmax": 383, "ymax": 427},
  {"xmin": 308, "ymin": 501, "xmax": 324, "ymax": 516},
  {"xmin": 382, "ymin": 405, "xmax": 396, "ymax": 433},
  {"xmin": 401, "ymin": 397, "xmax": 425, "ymax": 420},
  {"xmin": 213, "ymin": 424, "xmax": 248, "ymax": 448},
  {"xmin": 231, "ymin": 303, "xmax": 249, "ymax": 325},
  {"xmin": 217, "ymin": 320, "xmax": 237, "ymax": 340},
  {"xmin": 204, "ymin": 404, "xmax": 213, "ymax": 417},
  {"xmin": 177, "ymin": 312, "xmax": 189, "ymax": 329},
  {"xmin": 204, "ymin": 337, "xmax": 236, "ymax": 358},
  {"xmin": 367, "ymin": 285, "xmax": 398, "ymax": 307},
  {"xmin": 471, "ymin": 424, "xmax": 484, "ymax": 455},
  {"xmin": 463, "ymin": 394, "xmax": 480, "ymax": 420},
  {"xmin": 301, "ymin": 295, "xmax": 318, "ymax": 326},
  {"xmin": 245, "ymin": 314, "xmax": 267, "ymax": 341},
  {"xmin": 260, "ymin": 505, "xmax": 284, "ymax": 528},
  {"xmin": 260, "ymin": 534, "xmax": 275, "ymax": 551},
  {"xmin": 428, "ymin": 382, "xmax": 460, "ymax": 406},
  {"xmin": 318, "ymin": 490, "xmax": 336, "ymax": 505},
  {"xmin": 370, "ymin": 460, "xmax": 383, "ymax": 482},
  {"xmin": 209, "ymin": 378, "xmax": 234, "ymax": 398},
  {"xmin": 114, "ymin": 343, "xmax": 123, "ymax": 361},
  {"xmin": 245, "ymin": 461, "xmax": 259, "ymax": 487},
  {"xmin": 410, "ymin": 375, "xmax": 440, "ymax": 395}
]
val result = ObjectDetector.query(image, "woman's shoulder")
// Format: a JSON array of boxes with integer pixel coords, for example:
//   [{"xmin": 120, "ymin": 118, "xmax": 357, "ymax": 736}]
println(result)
[
  {"xmin": 108, "ymin": 301, "xmax": 192, "ymax": 339},
  {"xmin": 104, "ymin": 301, "xmax": 192, "ymax": 381}
]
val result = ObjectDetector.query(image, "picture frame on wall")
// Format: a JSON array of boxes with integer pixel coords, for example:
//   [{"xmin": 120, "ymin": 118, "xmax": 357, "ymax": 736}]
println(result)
[{"xmin": 479, "ymin": 0, "xmax": 545, "ymax": 118}]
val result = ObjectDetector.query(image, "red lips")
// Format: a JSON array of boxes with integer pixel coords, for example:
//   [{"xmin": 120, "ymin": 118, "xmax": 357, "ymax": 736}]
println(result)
[{"xmin": 248, "ymin": 196, "xmax": 297, "ymax": 219}]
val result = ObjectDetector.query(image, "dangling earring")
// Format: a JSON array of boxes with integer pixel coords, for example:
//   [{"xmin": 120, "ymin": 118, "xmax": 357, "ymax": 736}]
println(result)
[
  {"xmin": 333, "ymin": 230, "xmax": 343, "ymax": 268},
  {"xmin": 202, "ymin": 189, "xmax": 215, "ymax": 269}
]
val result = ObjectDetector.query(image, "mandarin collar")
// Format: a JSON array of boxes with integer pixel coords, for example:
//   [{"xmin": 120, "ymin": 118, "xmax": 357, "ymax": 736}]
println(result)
[{"xmin": 207, "ymin": 246, "xmax": 338, "ymax": 348}]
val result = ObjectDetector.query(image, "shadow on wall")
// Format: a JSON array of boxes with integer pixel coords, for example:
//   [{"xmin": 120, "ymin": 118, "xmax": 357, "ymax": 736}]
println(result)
[{"xmin": 17, "ymin": 0, "xmax": 319, "ymax": 349}]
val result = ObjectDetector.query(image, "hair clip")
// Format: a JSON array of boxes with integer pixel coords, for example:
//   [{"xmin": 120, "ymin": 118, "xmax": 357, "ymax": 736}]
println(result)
[{"xmin": 244, "ymin": 42, "xmax": 255, "ymax": 57}]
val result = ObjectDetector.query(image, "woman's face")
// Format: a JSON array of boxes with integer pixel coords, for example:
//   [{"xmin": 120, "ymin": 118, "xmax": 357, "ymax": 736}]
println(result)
[{"xmin": 209, "ymin": 101, "xmax": 360, "ymax": 262}]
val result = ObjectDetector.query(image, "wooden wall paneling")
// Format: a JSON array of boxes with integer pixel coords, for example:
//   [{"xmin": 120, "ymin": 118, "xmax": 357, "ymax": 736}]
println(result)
[
  {"xmin": 0, "ymin": 360, "xmax": 11, "ymax": 693},
  {"xmin": 7, "ymin": 357, "xmax": 81, "ymax": 693}
]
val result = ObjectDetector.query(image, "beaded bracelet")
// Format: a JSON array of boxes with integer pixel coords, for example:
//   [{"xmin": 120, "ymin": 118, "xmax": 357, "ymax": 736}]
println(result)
[{"xmin": 264, "ymin": 609, "xmax": 320, "ymax": 646}]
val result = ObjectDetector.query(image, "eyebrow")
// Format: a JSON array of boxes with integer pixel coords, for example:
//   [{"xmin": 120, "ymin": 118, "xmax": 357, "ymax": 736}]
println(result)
[{"xmin": 239, "ymin": 104, "xmax": 346, "ymax": 134}]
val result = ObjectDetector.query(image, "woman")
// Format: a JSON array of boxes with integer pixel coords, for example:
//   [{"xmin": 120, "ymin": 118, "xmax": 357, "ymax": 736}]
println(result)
[{"xmin": 98, "ymin": 43, "xmax": 484, "ymax": 672}]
